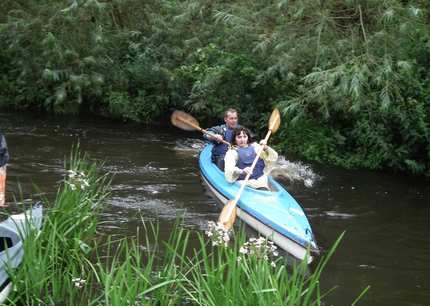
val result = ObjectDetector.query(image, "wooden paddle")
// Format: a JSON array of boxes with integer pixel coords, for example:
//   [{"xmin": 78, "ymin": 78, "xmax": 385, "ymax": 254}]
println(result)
[
  {"xmin": 171, "ymin": 110, "xmax": 231, "ymax": 146},
  {"xmin": 218, "ymin": 108, "xmax": 281, "ymax": 230}
]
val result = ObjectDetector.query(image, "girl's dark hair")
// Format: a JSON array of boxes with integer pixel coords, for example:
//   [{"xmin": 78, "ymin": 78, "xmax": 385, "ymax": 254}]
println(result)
[{"xmin": 233, "ymin": 127, "xmax": 252, "ymax": 144}]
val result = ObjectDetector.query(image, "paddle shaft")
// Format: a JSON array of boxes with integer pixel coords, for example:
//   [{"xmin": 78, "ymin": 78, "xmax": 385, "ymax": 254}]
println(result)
[
  {"xmin": 219, "ymin": 108, "xmax": 280, "ymax": 229},
  {"xmin": 176, "ymin": 116, "xmax": 231, "ymax": 146},
  {"xmin": 219, "ymin": 129, "xmax": 273, "ymax": 227}
]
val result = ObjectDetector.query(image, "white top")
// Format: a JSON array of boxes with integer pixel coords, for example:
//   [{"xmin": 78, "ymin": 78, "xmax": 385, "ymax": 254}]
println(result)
[{"xmin": 224, "ymin": 143, "xmax": 278, "ymax": 189}]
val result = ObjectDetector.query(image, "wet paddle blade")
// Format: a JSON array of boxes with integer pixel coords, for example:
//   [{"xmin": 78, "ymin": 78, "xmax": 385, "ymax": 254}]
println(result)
[
  {"xmin": 218, "ymin": 200, "xmax": 237, "ymax": 230},
  {"xmin": 171, "ymin": 110, "xmax": 201, "ymax": 131},
  {"xmin": 268, "ymin": 108, "xmax": 281, "ymax": 133}
]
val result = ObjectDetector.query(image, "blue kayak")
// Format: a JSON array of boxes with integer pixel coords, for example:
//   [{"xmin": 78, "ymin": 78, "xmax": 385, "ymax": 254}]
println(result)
[{"xmin": 199, "ymin": 144, "xmax": 319, "ymax": 263}]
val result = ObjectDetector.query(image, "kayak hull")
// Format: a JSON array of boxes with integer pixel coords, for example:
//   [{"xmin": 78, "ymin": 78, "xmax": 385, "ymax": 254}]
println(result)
[{"xmin": 199, "ymin": 145, "xmax": 318, "ymax": 263}]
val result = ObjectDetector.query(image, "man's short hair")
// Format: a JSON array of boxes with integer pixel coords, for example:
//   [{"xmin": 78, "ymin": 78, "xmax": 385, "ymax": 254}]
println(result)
[{"xmin": 224, "ymin": 108, "xmax": 238, "ymax": 118}]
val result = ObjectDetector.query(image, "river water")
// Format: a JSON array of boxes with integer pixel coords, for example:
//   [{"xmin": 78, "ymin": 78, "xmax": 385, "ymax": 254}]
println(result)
[{"xmin": 2, "ymin": 111, "xmax": 429, "ymax": 305}]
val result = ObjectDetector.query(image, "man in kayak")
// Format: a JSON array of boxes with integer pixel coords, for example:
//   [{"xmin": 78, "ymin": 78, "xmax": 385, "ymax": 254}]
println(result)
[
  {"xmin": 0, "ymin": 132, "xmax": 9, "ymax": 206},
  {"xmin": 203, "ymin": 108, "xmax": 243, "ymax": 171},
  {"xmin": 224, "ymin": 127, "xmax": 278, "ymax": 190}
]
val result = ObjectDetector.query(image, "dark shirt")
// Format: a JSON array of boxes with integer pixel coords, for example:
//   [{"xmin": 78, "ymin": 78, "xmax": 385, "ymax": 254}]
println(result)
[
  {"xmin": 0, "ymin": 134, "xmax": 9, "ymax": 167},
  {"xmin": 203, "ymin": 123, "xmax": 240, "ymax": 171},
  {"xmin": 203, "ymin": 123, "xmax": 243, "ymax": 156}
]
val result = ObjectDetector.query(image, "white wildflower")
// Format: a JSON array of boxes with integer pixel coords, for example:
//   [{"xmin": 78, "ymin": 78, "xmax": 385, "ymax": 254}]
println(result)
[
  {"xmin": 238, "ymin": 236, "xmax": 279, "ymax": 266},
  {"xmin": 72, "ymin": 277, "xmax": 86, "ymax": 288},
  {"xmin": 68, "ymin": 170, "xmax": 77, "ymax": 178},
  {"xmin": 205, "ymin": 221, "xmax": 231, "ymax": 247},
  {"xmin": 239, "ymin": 247, "xmax": 248, "ymax": 254},
  {"xmin": 65, "ymin": 169, "xmax": 90, "ymax": 190}
]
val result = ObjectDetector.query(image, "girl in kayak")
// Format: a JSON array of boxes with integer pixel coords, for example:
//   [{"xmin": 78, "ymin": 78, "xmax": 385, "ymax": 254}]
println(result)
[{"xmin": 224, "ymin": 127, "xmax": 278, "ymax": 190}]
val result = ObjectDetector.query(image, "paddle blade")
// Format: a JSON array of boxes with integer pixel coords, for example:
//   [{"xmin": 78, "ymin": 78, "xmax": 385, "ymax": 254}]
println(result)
[
  {"xmin": 268, "ymin": 108, "xmax": 281, "ymax": 133},
  {"xmin": 218, "ymin": 200, "xmax": 237, "ymax": 230},
  {"xmin": 171, "ymin": 110, "xmax": 201, "ymax": 131}
]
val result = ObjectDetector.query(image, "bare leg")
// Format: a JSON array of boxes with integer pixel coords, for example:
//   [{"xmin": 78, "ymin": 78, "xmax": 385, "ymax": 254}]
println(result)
[{"xmin": 0, "ymin": 166, "xmax": 6, "ymax": 207}]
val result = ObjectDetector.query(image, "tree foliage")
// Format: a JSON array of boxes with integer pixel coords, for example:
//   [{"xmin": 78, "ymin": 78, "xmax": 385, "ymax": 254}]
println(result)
[{"xmin": 1, "ymin": 0, "xmax": 430, "ymax": 175}]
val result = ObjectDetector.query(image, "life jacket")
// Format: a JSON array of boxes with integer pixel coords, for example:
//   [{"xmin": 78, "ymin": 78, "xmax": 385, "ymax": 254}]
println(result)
[
  {"xmin": 237, "ymin": 146, "xmax": 265, "ymax": 180},
  {"xmin": 211, "ymin": 127, "xmax": 234, "ymax": 157}
]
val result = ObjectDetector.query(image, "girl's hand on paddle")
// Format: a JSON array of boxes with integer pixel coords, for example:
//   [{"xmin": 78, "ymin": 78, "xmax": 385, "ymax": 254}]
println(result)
[
  {"xmin": 242, "ymin": 167, "xmax": 252, "ymax": 175},
  {"xmin": 259, "ymin": 139, "xmax": 268, "ymax": 151}
]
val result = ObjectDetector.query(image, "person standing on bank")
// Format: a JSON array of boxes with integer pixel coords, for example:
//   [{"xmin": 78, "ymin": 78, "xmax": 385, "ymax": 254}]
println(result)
[
  {"xmin": 0, "ymin": 133, "xmax": 9, "ymax": 206},
  {"xmin": 203, "ymin": 108, "xmax": 243, "ymax": 171},
  {"xmin": 224, "ymin": 127, "xmax": 278, "ymax": 190}
]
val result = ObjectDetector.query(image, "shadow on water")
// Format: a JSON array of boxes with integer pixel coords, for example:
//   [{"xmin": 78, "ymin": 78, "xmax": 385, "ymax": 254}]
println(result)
[{"xmin": 2, "ymin": 110, "xmax": 430, "ymax": 305}]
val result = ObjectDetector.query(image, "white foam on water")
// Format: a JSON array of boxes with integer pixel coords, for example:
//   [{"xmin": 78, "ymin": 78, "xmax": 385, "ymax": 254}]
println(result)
[
  {"xmin": 173, "ymin": 139, "xmax": 206, "ymax": 152},
  {"xmin": 103, "ymin": 163, "xmax": 168, "ymax": 175},
  {"xmin": 107, "ymin": 195, "xmax": 214, "ymax": 227},
  {"xmin": 136, "ymin": 184, "xmax": 177, "ymax": 193},
  {"xmin": 324, "ymin": 211, "xmax": 356, "ymax": 219},
  {"xmin": 270, "ymin": 155, "xmax": 319, "ymax": 187}
]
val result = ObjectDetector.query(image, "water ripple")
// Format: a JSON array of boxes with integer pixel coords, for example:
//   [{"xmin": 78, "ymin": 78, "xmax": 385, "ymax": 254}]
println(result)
[{"xmin": 324, "ymin": 211, "xmax": 356, "ymax": 219}]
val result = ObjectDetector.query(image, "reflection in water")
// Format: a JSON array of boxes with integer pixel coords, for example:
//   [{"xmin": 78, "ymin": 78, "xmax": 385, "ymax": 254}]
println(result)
[{"xmin": 2, "ymin": 111, "xmax": 430, "ymax": 306}]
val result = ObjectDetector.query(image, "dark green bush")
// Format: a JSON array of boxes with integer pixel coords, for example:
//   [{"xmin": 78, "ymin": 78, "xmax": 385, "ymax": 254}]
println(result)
[{"xmin": 1, "ymin": 0, "xmax": 430, "ymax": 175}]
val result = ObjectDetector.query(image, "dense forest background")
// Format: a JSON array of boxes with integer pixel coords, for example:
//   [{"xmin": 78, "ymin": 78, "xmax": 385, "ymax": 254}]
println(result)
[{"xmin": 1, "ymin": 0, "xmax": 429, "ymax": 175}]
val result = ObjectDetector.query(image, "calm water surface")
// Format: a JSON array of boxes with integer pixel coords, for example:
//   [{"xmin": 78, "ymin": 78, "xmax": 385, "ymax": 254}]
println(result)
[{"xmin": 2, "ymin": 111, "xmax": 429, "ymax": 306}]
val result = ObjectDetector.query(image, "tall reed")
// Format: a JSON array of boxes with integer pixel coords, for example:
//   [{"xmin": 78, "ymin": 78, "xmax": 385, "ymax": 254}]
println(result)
[
  {"xmin": 7, "ymin": 147, "xmax": 110, "ymax": 305},
  {"xmin": 178, "ymin": 230, "xmax": 345, "ymax": 306},
  {"xmin": 6, "ymin": 148, "xmax": 363, "ymax": 305}
]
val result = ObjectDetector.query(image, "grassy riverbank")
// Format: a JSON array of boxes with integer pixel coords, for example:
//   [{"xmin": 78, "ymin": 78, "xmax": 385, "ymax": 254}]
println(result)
[{"xmin": 6, "ymin": 150, "xmax": 366, "ymax": 305}]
